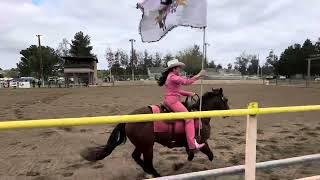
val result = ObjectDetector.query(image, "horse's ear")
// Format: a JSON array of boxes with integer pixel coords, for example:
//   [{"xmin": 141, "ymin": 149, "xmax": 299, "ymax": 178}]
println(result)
[{"xmin": 219, "ymin": 88, "xmax": 223, "ymax": 95}]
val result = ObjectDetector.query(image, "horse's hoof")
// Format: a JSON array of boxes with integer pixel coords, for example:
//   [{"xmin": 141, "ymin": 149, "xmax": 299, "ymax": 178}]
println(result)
[
  {"xmin": 209, "ymin": 155, "xmax": 214, "ymax": 161},
  {"xmin": 188, "ymin": 152, "xmax": 194, "ymax": 161}
]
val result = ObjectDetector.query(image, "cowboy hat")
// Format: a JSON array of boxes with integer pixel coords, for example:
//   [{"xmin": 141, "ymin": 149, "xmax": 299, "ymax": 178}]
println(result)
[{"xmin": 166, "ymin": 59, "xmax": 185, "ymax": 70}]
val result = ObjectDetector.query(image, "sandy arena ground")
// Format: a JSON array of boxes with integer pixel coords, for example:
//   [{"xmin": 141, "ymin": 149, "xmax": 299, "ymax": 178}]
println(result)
[{"xmin": 0, "ymin": 84, "xmax": 319, "ymax": 180}]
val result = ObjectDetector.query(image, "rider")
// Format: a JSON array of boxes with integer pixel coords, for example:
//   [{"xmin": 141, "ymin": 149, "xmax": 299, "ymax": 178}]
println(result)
[{"xmin": 157, "ymin": 59, "xmax": 207, "ymax": 151}]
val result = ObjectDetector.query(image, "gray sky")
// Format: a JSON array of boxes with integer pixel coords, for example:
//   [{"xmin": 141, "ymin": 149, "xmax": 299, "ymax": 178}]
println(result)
[{"xmin": 0, "ymin": 0, "xmax": 320, "ymax": 70}]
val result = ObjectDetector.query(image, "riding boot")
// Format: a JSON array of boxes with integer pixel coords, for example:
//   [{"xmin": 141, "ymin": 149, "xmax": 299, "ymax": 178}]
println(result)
[{"xmin": 185, "ymin": 119, "xmax": 205, "ymax": 150}]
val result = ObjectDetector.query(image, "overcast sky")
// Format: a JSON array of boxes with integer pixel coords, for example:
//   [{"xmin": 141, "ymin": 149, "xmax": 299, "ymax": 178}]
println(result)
[{"xmin": 0, "ymin": 0, "xmax": 319, "ymax": 70}]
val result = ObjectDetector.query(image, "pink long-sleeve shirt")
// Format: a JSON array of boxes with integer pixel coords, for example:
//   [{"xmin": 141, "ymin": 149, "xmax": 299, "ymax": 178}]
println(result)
[{"xmin": 165, "ymin": 72, "xmax": 199, "ymax": 97}]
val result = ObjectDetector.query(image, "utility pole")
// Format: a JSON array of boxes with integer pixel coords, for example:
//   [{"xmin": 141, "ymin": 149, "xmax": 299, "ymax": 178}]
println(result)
[
  {"xmin": 257, "ymin": 54, "xmax": 260, "ymax": 77},
  {"xmin": 36, "ymin": 35, "xmax": 44, "ymax": 87},
  {"xmin": 129, "ymin": 39, "xmax": 136, "ymax": 81}
]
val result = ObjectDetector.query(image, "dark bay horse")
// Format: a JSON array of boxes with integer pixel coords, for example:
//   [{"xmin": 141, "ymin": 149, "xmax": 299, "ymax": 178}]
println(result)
[{"xmin": 81, "ymin": 88, "xmax": 230, "ymax": 177}]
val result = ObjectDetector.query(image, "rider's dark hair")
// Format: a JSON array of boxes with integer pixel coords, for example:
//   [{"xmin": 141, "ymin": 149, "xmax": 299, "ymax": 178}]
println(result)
[{"xmin": 157, "ymin": 67, "xmax": 175, "ymax": 86}]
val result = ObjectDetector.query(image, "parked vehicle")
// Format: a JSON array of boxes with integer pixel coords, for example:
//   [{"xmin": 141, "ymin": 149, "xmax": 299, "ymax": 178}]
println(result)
[
  {"xmin": 279, "ymin": 76, "xmax": 286, "ymax": 80},
  {"xmin": 9, "ymin": 81, "xmax": 18, "ymax": 88},
  {"xmin": 265, "ymin": 75, "xmax": 275, "ymax": 80}
]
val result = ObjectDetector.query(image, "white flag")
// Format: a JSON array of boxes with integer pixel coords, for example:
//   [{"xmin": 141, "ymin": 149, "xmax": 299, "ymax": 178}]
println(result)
[{"xmin": 137, "ymin": 0, "xmax": 207, "ymax": 42}]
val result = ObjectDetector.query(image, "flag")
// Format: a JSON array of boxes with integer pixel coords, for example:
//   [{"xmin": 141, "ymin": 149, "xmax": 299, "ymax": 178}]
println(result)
[{"xmin": 137, "ymin": 0, "xmax": 207, "ymax": 42}]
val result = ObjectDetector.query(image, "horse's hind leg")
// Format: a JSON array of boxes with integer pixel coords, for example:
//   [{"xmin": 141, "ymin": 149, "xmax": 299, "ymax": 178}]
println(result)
[
  {"xmin": 200, "ymin": 142, "xmax": 214, "ymax": 161},
  {"xmin": 143, "ymin": 147, "xmax": 161, "ymax": 177},
  {"xmin": 132, "ymin": 148, "xmax": 144, "ymax": 168}
]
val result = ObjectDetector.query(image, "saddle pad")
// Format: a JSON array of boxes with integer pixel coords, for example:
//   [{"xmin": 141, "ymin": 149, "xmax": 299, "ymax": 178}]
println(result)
[
  {"xmin": 151, "ymin": 105, "xmax": 171, "ymax": 133},
  {"xmin": 151, "ymin": 105, "xmax": 200, "ymax": 133}
]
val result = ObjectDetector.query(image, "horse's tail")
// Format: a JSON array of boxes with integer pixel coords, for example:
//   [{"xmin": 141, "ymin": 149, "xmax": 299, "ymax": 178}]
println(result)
[{"xmin": 80, "ymin": 123, "xmax": 126, "ymax": 162}]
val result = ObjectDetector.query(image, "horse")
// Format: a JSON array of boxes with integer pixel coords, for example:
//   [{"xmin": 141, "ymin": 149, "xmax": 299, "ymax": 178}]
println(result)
[{"xmin": 80, "ymin": 88, "xmax": 230, "ymax": 177}]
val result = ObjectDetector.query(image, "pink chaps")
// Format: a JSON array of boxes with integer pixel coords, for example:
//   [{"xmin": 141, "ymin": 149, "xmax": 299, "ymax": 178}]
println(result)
[{"xmin": 164, "ymin": 95, "xmax": 196, "ymax": 150}]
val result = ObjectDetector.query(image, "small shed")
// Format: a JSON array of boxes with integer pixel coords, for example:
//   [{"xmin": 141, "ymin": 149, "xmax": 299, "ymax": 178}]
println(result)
[{"xmin": 62, "ymin": 56, "xmax": 98, "ymax": 86}]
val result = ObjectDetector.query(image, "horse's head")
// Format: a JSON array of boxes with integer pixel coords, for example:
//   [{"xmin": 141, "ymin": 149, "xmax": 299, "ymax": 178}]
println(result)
[
  {"xmin": 191, "ymin": 88, "xmax": 230, "ymax": 144},
  {"xmin": 200, "ymin": 88, "xmax": 230, "ymax": 111}
]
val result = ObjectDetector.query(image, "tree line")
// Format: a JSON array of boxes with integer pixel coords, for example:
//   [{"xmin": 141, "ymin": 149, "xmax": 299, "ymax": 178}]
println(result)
[
  {"xmin": 234, "ymin": 38, "xmax": 320, "ymax": 77},
  {"xmin": 6, "ymin": 31, "xmax": 320, "ymax": 79},
  {"xmin": 105, "ymin": 45, "xmax": 223, "ymax": 76}
]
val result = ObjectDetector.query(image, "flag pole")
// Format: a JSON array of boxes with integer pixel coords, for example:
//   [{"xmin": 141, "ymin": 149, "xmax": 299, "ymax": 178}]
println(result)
[{"xmin": 198, "ymin": 27, "xmax": 206, "ymax": 137}]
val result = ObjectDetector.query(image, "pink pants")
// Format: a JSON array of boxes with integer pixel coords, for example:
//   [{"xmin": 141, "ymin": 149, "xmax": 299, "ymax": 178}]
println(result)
[{"xmin": 164, "ymin": 96, "xmax": 196, "ymax": 150}]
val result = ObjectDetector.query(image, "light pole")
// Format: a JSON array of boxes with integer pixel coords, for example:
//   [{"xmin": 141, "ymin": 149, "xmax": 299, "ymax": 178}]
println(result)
[
  {"xmin": 129, "ymin": 39, "xmax": 136, "ymax": 81},
  {"xmin": 36, "ymin": 34, "xmax": 44, "ymax": 87},
  {"xmin": 204, "ymin": 43, "xmax": 210, "ymax": 67}
]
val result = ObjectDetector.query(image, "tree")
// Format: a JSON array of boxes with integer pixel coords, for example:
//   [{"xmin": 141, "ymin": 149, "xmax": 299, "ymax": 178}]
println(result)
[
  {"xmin": 139, "ymin": 50, "xmax": 154, "ymax": 74},
  {"xmin": 227, "ymin": 63, "xmax": 232, "ymax": 70},
  {"xmin": 56, "ymin": 38, "xmax": 70, "ymax": 57},
  {"xmin": 262, "ymin": 50, "xmax": 278, "ymax": 75},
  {"xmin": 5, "ymin": 68, "xmax": 19, "ymax": 78},
  {"xmin": 105, "ymin": 48, "xmax": 114, "ymax": 69},
  {"xmin": 55, "ymin": 38, "xmax": 70, "ymax": 76},
  {"xmin": 208, "ymin": 61, "xmax": 216, "ymax": 68},
  {"xmin": 247, "ymin": 55, "xmax": 259, "ymax": 75},
  {"xmin": 217, "ymin": 64, "xmax": 222, "ymax": 69},
  {"xmin": 153, "ymin": 53, "xmax": 162, "ymax": 67},
  {"xmin": 315, "ymin": 38, "xmax": 320, "ymax": 53},
  {"xmin": 0, "ymin": 68, "xmax": 3, "ymax": 78},
  {"xmin": 176, "ymin": 45, "xmax": 203, "ymax": 75},
  {"xmin": 234, "ymin": 52, "xmax": 250, "ymax": 75},
  {"xmin": 118, "ymin": 50, "xmax": 129, "ymax": 69},
  {"xmin": 69, "ymin": 31, "xmax": 94, "ymax": 57},
  {"xmin": 17, "ymin": 45, "xmax": 60, "ymax": 79},
  {"xmin": 277, "ymin": 43, "xmax": 305, "ymax": 76},
  {"xmin": 97, "ymin": 70, "xmax": 108, "ymax": 79},
  {"xmin": 163, "ymin": 53, "xmax": 174, "ymax": 67}
]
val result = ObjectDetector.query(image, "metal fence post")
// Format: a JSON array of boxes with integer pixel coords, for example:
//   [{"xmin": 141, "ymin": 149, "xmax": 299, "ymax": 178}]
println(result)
[{"xmin": 245, "ymin": 102, "xmax": 258, "ymax": 180}]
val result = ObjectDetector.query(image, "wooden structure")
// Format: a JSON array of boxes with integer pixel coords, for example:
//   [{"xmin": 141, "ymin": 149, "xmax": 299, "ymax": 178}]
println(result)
[
  {"xmin": 306, "ymin": 54, "xmax": 320, "ymax": 87},
  {"xmin": 62, "ymin": 56, "xmax": 98, "ymax": 86}
]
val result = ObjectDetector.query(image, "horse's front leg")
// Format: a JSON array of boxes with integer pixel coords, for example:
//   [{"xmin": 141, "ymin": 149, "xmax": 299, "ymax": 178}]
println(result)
[
  {"xmin": 143, "ymin": 147, "xmax": 161, "ymax": 177},
  {"xmin": 200, "ymin": 142, "xmax": 214, "ymax": 161}
]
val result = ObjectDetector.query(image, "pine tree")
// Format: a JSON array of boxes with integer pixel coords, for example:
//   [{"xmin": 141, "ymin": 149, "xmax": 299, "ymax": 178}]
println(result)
[{"xmin": 69, "ymin": 31, "xmax": 94, "ymax": 57}]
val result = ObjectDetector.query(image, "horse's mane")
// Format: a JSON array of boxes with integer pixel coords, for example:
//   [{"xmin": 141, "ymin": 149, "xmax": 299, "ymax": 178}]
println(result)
[
  {"xmin": 191, "ymin": 89, "xmax": 223, "ymax": 110},
  {"xmin": 202, "ymin": 89, "xmax": 221, "ymax": 100},
  {"xmin": 202, "ymin": 91, "xmax": 214, "ymax": 100}
]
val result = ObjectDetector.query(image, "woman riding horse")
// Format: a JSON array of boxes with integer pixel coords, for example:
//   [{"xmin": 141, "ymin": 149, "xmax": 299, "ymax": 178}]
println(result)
[
  {"xmin": 81, "ymin": 63, "xmax": 230, "ymax": 177},
  {"xmin": 157, "ymin": 59, "xmax": 207, "ymax": 152}
]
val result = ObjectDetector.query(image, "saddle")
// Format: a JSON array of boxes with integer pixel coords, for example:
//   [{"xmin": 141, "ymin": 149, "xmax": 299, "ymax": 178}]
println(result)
[{"xmin": 158, "ymin": 100, "xmax": 194, "ymax": 113}]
